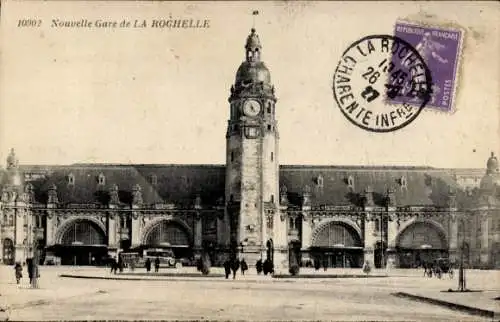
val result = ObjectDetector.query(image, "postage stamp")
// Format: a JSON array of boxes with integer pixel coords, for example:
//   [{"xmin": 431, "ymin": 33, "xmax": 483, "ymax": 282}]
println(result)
[
  {"xmin": 391, "ymin": 21, "xmax": 464, "ymax": 113},
  {"xmin": 332, "ymin": 35, "xmax": 432, "ymax": 133}
]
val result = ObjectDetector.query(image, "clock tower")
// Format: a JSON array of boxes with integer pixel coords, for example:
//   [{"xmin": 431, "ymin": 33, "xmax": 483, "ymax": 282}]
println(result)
[{"xmin": 225, "ymin": 28, "xmax": 285, "ymax": 269}]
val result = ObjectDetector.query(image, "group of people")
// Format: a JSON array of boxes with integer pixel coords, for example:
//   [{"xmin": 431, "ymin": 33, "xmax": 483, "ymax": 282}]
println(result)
[
  {"xmin": 145, "ymin": 257, "xmax": 161, "ymax": 273},
  {"xmin": 222, "ymin": 258, "xmax": 276, "ymax": 279},
  {"xmin": 223, "ymin": 258, "xmax": 248, "ymax": 279},
  {"xmin": 255, "ymin": 259, "xmax": 274, "ymax": 275},
  {"xmin": 110, "ymin": 256, "xmax": 162, "ymax": 274},
  {"xmin": 423, "ymin": 263, "xmax": 454, "ymax": 279},
  {"xmin": 14, "ymin": 258, "xmax": 40, "ymax": 286},
  {"xmin": 109, "ymin": 256, "xmax": 124, "ymax": 274}
]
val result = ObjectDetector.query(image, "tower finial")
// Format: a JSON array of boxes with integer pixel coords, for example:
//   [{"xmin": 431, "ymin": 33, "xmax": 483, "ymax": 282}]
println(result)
[{"xmin": 252, "ymin": 10, "xmax": 259, "ymax": 29}]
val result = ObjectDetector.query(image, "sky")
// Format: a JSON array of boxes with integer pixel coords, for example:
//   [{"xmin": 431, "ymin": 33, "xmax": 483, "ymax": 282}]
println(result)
[{"xmin": 0, "ymin": 1, "xmax": 498, "ymax": 168}]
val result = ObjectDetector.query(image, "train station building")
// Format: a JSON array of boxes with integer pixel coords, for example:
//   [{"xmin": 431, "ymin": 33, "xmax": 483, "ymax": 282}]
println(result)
[{"xmin": 1, "ymin": 28, "xmax": 499, "ymax": 271}]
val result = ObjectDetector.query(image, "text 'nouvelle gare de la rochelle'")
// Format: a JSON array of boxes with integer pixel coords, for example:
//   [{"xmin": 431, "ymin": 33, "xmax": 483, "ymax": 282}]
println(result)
[{"xmin": 48, "ymin": 18, "xmax": 210, "ymax": 29}]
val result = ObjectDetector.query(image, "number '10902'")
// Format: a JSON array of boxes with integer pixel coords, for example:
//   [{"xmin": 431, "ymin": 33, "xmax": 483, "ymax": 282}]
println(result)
[{"xmin": 18, "ymin": 19, "xmax": 42, "ymax": 27}]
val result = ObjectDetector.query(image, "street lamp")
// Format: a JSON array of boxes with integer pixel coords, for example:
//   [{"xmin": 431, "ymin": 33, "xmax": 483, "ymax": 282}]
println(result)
[
  {"xmin": 378, "ymin": 211, "xmax": 386, "ymax": 269},
  {"xmin": 458, "ymin": 216, "xmax": 468, "ymax": 292}
]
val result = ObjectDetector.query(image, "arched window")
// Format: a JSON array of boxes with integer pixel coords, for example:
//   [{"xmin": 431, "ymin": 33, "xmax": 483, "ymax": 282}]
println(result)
[
  {"xmin": 347, "ymin": 176, "xmax": 354, "ymax": 190},
  {"xmin": 98, "ymin": 173, "xmax": 106, "ymax": 186},
  {"xmin": 317, "ymin": 175, "xmax": 324, "ymax": 188},
  {"xmin": 401, "ymin": 176, "xmax": 407, "ymax": 188},
  {"xmin": 68, "ymin": 173, "xmax": 75, "ymax": 185}
]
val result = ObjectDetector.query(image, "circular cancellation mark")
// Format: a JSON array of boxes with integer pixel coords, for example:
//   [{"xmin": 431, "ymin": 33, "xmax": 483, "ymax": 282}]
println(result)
[{"xmin": 332, "ymin": 35, "xmax": 433, "ymax": 133}]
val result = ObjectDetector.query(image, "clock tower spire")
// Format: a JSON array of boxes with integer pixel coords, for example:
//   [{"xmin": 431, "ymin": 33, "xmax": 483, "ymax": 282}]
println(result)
[{"xmin": 224, "ymin": 27, "xmax": 286, "ymax": 271}]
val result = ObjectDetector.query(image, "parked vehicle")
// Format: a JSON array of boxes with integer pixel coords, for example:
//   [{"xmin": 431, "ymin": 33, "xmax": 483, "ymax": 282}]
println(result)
[
  {"xmin": 43, "ymin": 252, "xmax": 61, "ymax": 265},
  {"xmin": 142, "ymin": 248, "xmax": 183, "ymax": 268}
]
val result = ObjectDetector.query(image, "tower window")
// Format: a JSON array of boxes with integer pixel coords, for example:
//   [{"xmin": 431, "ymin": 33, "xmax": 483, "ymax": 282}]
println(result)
[
  {"xmin": 231, "ymin": 151, "xmax": 234, "ymax": 162},
  {"xmin": 317, "ymin": 175, "xmax": 324, "ymax": 188},
  {"xmin": 98, "ymin": 173, "xmax": 106, "ymax": 185},
  {"xmin": 270, "ymin": 195, "xmax": 274, "ymax": 203},
  {"xmin": 347, "ymin": 176, "xmax": 354, "ymax": 190},
  {"xmin": 271, "ymin": 152, "xmax": 274, "ymax": 162},
  {"xmin": 150, "ymin": 174, "xmax": 158, "ymax": 185},
  {"xmin": 67, "ymin": 173, "xmax": 75, "ymax": 185},
  {"xmin": 267, "ymin": 102, "xmax": 272, "ymax": 113},
  {"xmin": 267, "ymin": 125, "xmax": 271, "ymax": 131},
  {"xmin": 401, "ymin": 176, "xmax": 407, "ymax": 188}
]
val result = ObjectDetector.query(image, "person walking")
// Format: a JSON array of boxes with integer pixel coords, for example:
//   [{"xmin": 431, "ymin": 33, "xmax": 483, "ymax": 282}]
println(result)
[
  {"xmin": 240, "ymin": 258, "xmax": 248, "ymax": 276},
  {"xmin": 154, "ymin": 257, "xmax": 160, "ymax": 273},
  {"xmin": 231, "ymin": 258, "xmax": 240, "ymax": 280},
  {"xmin": 14, "ymin": 262, "xmax": 23, "ymax": 284},
  {"xmin": 223, "ymin": 259, "xmax": 231, "ymax": 279},
  {"xmin": 255, "ymin": 259, "xmax": 263, "ymax": 275},
  {"xmin": 145, "ymin": 258, "xmax": 151, "ymax": 273},
  {"xmin": 118, "ymin": 256, "xmax": 124, "ymax": 273},
  {"xmin": 314, "ymin": 259, "xmax": 321, "ymax": 271},
  {"xmin": 362, "ymin": 261, "xmax": 371, "ymax": 275},
  {"xmin": 110, "ymin": 258, "xmax": 118, "ymax": 274},
  {"xmin": 26, "ymin": 258, "xmax": 34, "ymax": 285}
]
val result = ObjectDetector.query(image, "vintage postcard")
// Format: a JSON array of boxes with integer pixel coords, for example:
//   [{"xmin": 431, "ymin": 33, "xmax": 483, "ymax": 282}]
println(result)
[{"xmin": 0, "ymin": 1, "xmax": 499, "ymax": 321}]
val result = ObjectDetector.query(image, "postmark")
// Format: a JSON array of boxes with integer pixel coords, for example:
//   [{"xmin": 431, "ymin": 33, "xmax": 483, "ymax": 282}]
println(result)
[
  {"xmin": 392, "ymin": 21, "xmax": 464, "ymax": 113},
  {"xmin": 333, "ymin": 35, "xmax": 433, "ymax": 133}
]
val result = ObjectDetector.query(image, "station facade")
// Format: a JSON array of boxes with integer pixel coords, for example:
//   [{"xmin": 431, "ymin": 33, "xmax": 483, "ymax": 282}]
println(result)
[{"xmin": 1, "ymin": 28, "xmax": 499, "ymax": 271}]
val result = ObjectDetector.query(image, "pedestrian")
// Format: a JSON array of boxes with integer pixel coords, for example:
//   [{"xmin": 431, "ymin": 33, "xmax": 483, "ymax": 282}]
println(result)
[
  {"xmin": 145, "ymin": 258, "xmax": 151, "ymax": 273},
  {"xmin": 223, "ymin": 259, "xmax": 231, "ymax": 279},
  {"xmin": 26, "ymin": 258, "xmax": 34, "ymax": 284},
  {"xmin": 231, "ymin": 258, "xmax": 240, "ymax": 279},
  {"xmin": 154, "ymin": 256, "xmax": 160, "ymax": 273},
  {"xmin": 255, "ymin": 259, "xmax": 263, "ymax": 275},
  {"xmin": 110, "ymin": 258, "xmax": 118, "ymax": 274},
  {"xmin": 322, "ymin": 258, "xmax": 328, "ymax": 271},
  {"xmin": 362, "ymin": 261, "xmax": 371, "ymax": 275},
  {"xmin": 14, "ymin": 262, "xmax": 23, "ymax": 284},
  {"xmin": 314, "ymin": 259, "xmax": 321, "ymax": 271},
  {"xmin": 240, "ymin": 258, "xmax": 248, "ymax": 276},
  {"xmin": 118, "ymin": 256, "xmax": 124, "ymax": 273}
]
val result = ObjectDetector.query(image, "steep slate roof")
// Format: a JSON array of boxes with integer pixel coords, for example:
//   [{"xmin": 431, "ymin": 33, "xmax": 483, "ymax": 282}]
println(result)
[
  {"xmin": 23, "ymin": 164, "xmax": 225, "ymax": 207},
  {"xmin": 0, "ymin": 164, "xmax": 487, "ymax": 209},
  {"xmin": 279, "ymin": 165, "xmax": 459, "ymax": 207}
]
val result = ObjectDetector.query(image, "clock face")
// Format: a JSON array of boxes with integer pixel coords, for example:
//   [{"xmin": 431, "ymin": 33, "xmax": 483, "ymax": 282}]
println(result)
[{"xmin": 242, "ymin": 100, "xmax": 261, "ymax": 117}]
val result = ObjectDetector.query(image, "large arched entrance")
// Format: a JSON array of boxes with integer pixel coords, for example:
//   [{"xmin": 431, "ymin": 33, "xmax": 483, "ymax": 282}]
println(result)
[
  {"xmin": 142, "ymin": 220, "xmax": 192, "ymax": 259},
  {"xmin": 310, "ymin": 221, "xmax": 363, "ymax": 268},
  {"xmin": 2, "ymin": 238, "xmax": 15, "ymax": 265},
  {"xmin": 52, "ymin": 219, "xmax": 107, "ymax": 266},
  {"xmin": 396, "ymin": 221, "xmax": 448, "ymax": 268}
]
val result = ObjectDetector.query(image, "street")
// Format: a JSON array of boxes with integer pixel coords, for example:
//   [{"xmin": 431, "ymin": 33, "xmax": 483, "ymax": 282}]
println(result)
[{"xmin": 2, "ymin": 266, "xmax": 496, "ymax": 321}]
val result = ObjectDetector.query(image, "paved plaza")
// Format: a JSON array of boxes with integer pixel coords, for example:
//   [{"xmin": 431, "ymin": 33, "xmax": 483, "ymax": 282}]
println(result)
[{"xmin": 1, "ymin": 266, "xmax": 498, "ymax": 321}]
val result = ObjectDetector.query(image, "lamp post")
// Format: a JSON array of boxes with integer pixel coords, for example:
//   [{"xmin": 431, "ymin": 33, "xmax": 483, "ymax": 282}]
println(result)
[
  {"xmin": 380, "ymin": 212, "xmax": 385, "ymax": 269},
  {"xmin": 457, "ymin": 215, "xmax": 468, "ymax": 292}
]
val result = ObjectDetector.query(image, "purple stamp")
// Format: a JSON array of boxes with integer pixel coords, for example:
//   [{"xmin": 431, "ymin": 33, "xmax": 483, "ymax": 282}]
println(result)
[{"xmin": 391, "ymin": 21, "xmax": 464, "ymax": 112}]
